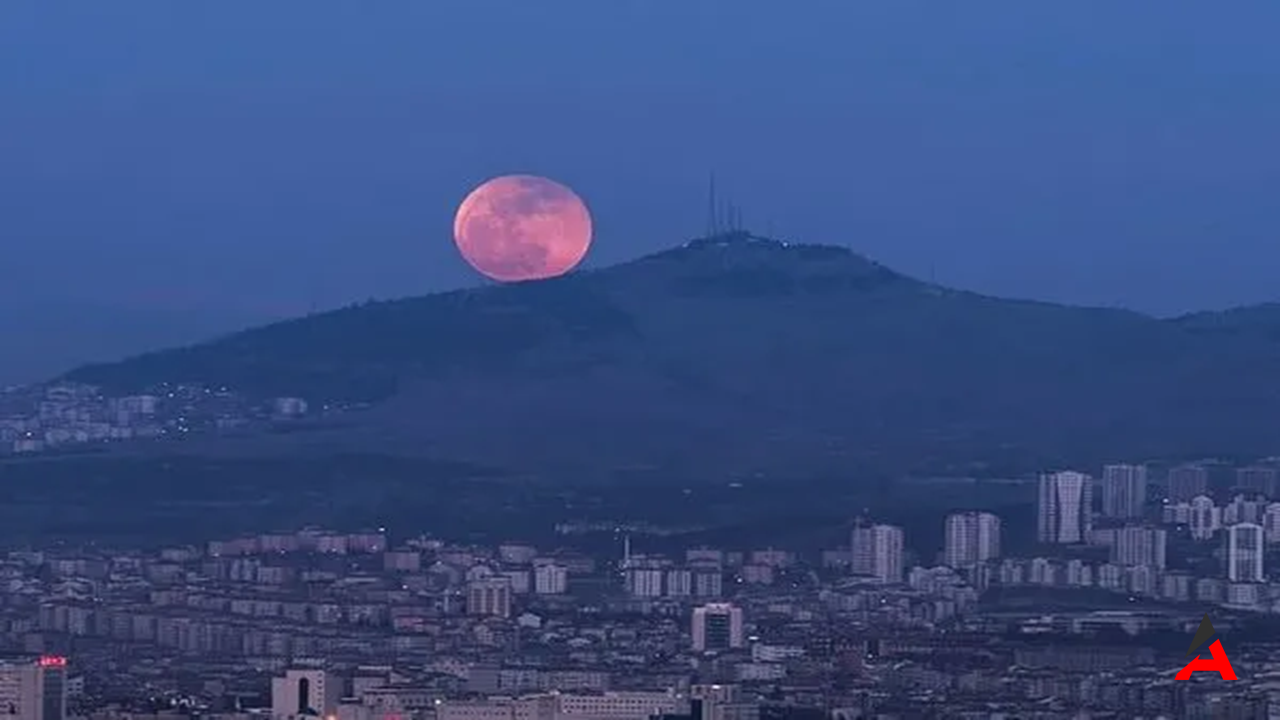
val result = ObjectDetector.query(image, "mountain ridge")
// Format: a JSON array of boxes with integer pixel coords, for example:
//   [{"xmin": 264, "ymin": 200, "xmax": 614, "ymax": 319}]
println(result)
[{"xmin": 60, "ymin": 235, "xmax": 1280, "ymax": 478}]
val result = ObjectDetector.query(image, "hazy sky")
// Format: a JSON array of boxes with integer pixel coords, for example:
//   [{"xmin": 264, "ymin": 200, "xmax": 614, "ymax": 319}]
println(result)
[{"xmin": 2, "ymin": 2, "xmax": 1279, "ymax": 382}]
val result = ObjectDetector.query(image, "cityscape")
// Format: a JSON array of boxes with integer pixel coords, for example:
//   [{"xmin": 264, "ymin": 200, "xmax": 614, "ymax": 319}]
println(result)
[
  {"xmin": 0, "ymin": 460, "xmax": 1277, "ymax": 719},
  {"xmin": 5, "ymin": 3, "xmax": 1280, "ymax": 719}
]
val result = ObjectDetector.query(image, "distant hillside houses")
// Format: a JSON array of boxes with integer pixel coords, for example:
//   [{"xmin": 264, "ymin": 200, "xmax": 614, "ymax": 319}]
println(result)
[{"xmin": 0, "ymin": 382, "xmax": 310, "ymax": 455}]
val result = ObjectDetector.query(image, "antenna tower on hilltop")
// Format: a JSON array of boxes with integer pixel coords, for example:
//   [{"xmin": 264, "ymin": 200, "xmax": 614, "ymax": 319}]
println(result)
[
  {"xmin": 705, "ymin": 172, "xmax": 748, "ymax": 237},
  {"xmin": 706, "ymin": 173, "xmax": 719, "ymax": 236}
]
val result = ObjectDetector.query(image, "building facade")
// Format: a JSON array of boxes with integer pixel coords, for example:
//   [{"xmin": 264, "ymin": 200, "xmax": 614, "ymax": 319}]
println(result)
[
  {"xmin": 1038, "ymin": 471, "xmax": 1094, "ymax": 544},
  {"xmin": 1101, "ymin": 464, "xmax": 1147, "ymax": 519},
  {"xmin": 1167, "ymin": 463, "xmax": 1209, "ymax": 502},
  {"xmin": 1227, "ymin": 523, "xmax": 1265, "ymax": 583},
  {"xmin": 943, "ymin": 512, "xmax": 1001, "ymax": 568},
  {"xmin": 467, "ymin": 577, "xmax": 514, "ymax": 618},
  {"xmin": 851, "ymin": 524, "xmax": 905, "ymax": 583},
  {"xmin": 691, "ymin": 602, "xmax": 744, "ymax": 652},
  {"xmin": 0, "ymin": 656, "xmax": 67, "ymax": 720}
]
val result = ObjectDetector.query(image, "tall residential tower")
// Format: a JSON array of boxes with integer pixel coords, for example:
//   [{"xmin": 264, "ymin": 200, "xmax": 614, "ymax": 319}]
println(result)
[
  {"xmin": 691, "ymin": 603, "xmax": 744, "ymax": 652},
  {"xmin": 943, "ymin": 512, "xmax": 1001, "ymax": 568},
  {"xmin": 1101, "ymin": 464, "xmax": 1147, "ymax": 518},
  {"xmin": 1038, "ymin": 471, "xmax": 1093, "ymax": 544},
  {"xmin": 0, "ymin": 656, "xmax": 67, "ymax": 720},
  {"xmin": 851, "ymin": 523, "xmax": 905, "ymax": 583}
]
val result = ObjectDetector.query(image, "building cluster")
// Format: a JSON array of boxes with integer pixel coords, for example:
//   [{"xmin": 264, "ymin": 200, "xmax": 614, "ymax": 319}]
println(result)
[
  {"xmin": 0, "ymin": 459, "xmax": 1278, "ymax": 717},
  {"xmin": 0, "ymin": 502, "xmax": 1277, "ymax": 720},
  {"xmin": 1027, "ymin": 463, "xmax": 1280, "ymax": 611},
  {"xmin": 845, "ymin": 463, "xmax": 1280, "ymax": 611},
  {"xmin": 268, "ymin": 668, "xmax": 760, "ymax": 720},
  {"xmin": 0, "ymin": 383, "xmax": 310, "ymax": 454}
]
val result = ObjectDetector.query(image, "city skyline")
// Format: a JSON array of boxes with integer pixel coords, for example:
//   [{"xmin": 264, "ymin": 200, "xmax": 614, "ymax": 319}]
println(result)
[{"xmin": 6, "ymin": 1, "xmax": 1280, "ymax": 716}]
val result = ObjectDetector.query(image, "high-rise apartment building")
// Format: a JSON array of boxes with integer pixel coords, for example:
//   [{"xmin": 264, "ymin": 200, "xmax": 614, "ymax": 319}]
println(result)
[
  {"xmin": 691, "ymin": 565, "xmax": 723, "ymax": 598},
  {"xmin": 691, "ymin": 603, "xmax": 744, "ymax": 652},
  {"xmin": 625, "ymin": 566, "xmax": 665, "ymax": 598},
  {"xmin": 1236, "ymin": 466, "xmax": 1279, "ymax": 499},
  {"xmin": 532, "ymin": 561, "xmax": 568, "ymax": 595},
  {"xmin": 1223, "ymin": 494, "xmax": 1267, "ymax": 525},
  {"xmin": 0, "ymin": 656, "xmax": 67, "ymax": 720},
  {"xmin": 1227, "ymin": 523, "xmax": 1265, "ymax": 583},
  {"xmin": 850, "ymin": 524, "xmax": 874, "ymax": 576},
  {"xmin": 270, "ymin": 669, "xmax": 342, "ymax": 720},
  {"xmin": 1037, "ymin": 471, "xmax": 1093, "ymax": 544},
  {"xmin": 1189, "ymin": 495, "xmax": 1221, "ymax": 540},
  {"xmin": 1167, "ymin": 463, "xmax": 1209, "ymax": 502},
  {"xmin": 1263, "ymin": 503, "xmax": 1280, "ymax": 544},
  {"xmin": 467, "ymin": 577, "xmax": 513, "ymax": 617},
  {"xmin": 943, "ymin": 512, "xmax": 1001, "ymax": 568},
  {"xmin": 1101, "ymin": 464, "xmax": 1147, "ymax": 518},
  {"xmin": 1110, "ymin": 525, "xmax": 1167, "ymax": 570},
  {"xmin": 665, "ymin": 568, "xmax": 693, "ymax": 597},
  {"xmin": 850, "ymin": 524, "xmax": 904, "ymax": 583}
]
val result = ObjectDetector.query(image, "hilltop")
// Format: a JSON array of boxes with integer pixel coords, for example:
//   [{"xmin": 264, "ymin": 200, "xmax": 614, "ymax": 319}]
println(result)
[{"xmin": 61, "ymin": 233, "xmax": 1280, "ymax": 479}]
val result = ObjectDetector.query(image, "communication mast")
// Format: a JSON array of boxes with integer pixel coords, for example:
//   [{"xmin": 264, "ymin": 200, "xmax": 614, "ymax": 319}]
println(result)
[
  {"xmin": 706, "ymin": 173, "xmax": 719, "ymax": 236},
  {"xmin": 704, "ymin": 172, "xmax": 750, "ymax": 239}
]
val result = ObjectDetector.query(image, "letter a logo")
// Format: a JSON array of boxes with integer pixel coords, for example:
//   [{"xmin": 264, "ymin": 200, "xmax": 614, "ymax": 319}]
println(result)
[{"xmin": 1176, "ymin": 614, "xmax": 1237, "ymax": 681}]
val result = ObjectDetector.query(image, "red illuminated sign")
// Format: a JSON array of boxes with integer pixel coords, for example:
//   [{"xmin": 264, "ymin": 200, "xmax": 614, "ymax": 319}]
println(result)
[{"xmin": 37, "ymin": 656, "xmax": 66, "ymax": 668}]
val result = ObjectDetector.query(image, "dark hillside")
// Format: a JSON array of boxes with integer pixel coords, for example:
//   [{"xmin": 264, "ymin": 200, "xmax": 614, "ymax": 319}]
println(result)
[{"xmin": 62, "ymin": 235, "xmax": 1280, "ymax": 477}]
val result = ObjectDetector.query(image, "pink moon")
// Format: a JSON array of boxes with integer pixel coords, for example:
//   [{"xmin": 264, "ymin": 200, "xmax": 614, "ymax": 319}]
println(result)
[{"xmin": 452, "ymin": 175, "xmax": 594, "ymax": 282}]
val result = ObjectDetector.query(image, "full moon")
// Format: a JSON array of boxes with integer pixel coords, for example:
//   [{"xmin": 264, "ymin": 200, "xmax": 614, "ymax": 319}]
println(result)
[{"xmin": 452, "ymin": 174, "xmax": 593, "ymax": 282}]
